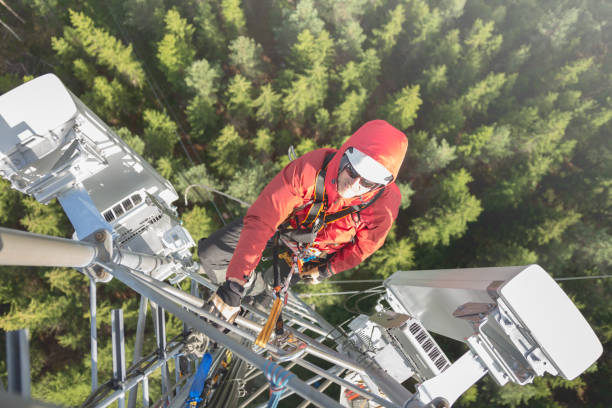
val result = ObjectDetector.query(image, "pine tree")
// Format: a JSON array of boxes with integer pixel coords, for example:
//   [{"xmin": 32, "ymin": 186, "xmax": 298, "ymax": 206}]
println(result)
[
  {"xmin": 289, "ymin": 29, "xmax": 335, "ymax": 71},
  {"xmin": 411, "ymin": 169, "xmax": 482, "ymax": 246},
  {"xmin": 210, "ymin": 125, "xmax": 249, "ymax": 175},
  {"xmin": 157, "ymin": 8, "xmax": 196, "ymax": 87},
  {"xmin": 460, "ymin": 72, "xmax": 507, "ymax": 113},
  {"xmin": 405, "ymin": 0, "xmax": 442, "ymax": 45},
  {"xmin": 174, "ymin": 164, "xmax": 217, "ymax": 203},
  {"xmin": 414, "ymin": 133, "xmax": 457, "ymax": 173},
  {"xmin": 220, "ymin": 0, "xmax": 246, "ymax": 38},
  {"xmin": 254, "ymin": 128, "xmax": 274, "ymax": 156},
  {"xmin": 182, "ymin": 205, "xmax": 220, "ymax": 241},
  {"xmin": 186, "ymin": 59, "xmax": 221, "ymax": 102},
  {"xmin": 332, "ymin": 88, "xmax": 368, "ymax": 134},
  {"xmin": 363, "ymin": 227, "xmax": 415, "ymax": 278},
  {"xmin": 229, "ymin": 36, "xmax": 264, "ymax": 80},
  {"xmin": 116, "ymin": 127, "xmax": 145, "ymax": 156},
  {"xmin": 20, "ymin": 198, "xmax": 70, "ymax": 237},
  {"xmin": 225, "ymin": 74, "xmax": 254, "ymax": 119},
  {"xmin": 53, "ymin": 10, "xmax": 145, "ymax": 87},
  {"xmin": 282, "ymin": 64, "xmax": 328, "ymax": 121},
  {"xmin": 252, "ymin": 84, "xmax": 281, "ymax": 124},
  {"xmin": 371, "ymin": 4, "xmax": 405, "ymax": 58},
  {"xmin": 380, "ymin": 84, "xmax": 422, "ymax": 129},
  {"xmin": 275, "ymin": 0, "xmax": 325, "ymax": 52},
  {"xmin": 142, "ymin": 109, "xmax": 180, "ymax": 159},
  {"xmin": 185, "ymin": 59, "xmax": 222, "ymax": 139},
  {"xmin": 80, "ymin": 76, "xmax": 130, "ymax": 124},
  {"xmin": 194, "ymin": 0, "xmax": 226, "ymax": 60}
]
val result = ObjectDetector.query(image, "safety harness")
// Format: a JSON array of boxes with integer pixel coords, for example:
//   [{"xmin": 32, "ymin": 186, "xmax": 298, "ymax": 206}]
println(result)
[
  {"xmin": 256, "ymin": 152, "xmax": 387, "ymax": 347},
  {"xmin": 281, "ymin": 152, "xmax": 385, "ymax": 245}
]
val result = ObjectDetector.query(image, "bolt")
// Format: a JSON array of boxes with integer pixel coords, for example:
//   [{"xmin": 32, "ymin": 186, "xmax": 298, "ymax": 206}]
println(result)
[{"xmin": 95, "ymin": 231, "xmax": 105, "ymax": 241}]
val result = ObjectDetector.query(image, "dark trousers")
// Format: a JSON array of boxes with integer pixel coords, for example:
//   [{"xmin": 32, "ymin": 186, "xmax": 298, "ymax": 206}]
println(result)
[{"xmin": 197, "ymin": 217, "xmax": 292, "ymax": 296}]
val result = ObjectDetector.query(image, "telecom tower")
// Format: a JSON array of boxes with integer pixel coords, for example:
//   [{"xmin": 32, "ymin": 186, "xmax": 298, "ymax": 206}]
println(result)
[{"xmin": 0, "ymin": 75, "xmax": 603, "ymax": 408}]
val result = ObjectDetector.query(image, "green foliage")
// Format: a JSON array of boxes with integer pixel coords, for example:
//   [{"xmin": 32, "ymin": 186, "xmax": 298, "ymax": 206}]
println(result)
[
  {"xmin": 0, "ymin": 73, "xmax": 21, "ymax": 93},
  {"xmin": 142, "ymin": 109, "xmax": 179, "ymax": 159},
  {"xmin": 182, "ymin": 205, "xmax": 220, "ymax": 241},
  {"xmin": 332, "ymin": 88, "xmax": 368, "ymax": 133},
  {"xmin": 380, "ymin": 84, "xmax": 422, "ymax": 129},
  {"xmin": 254, "ymin": 128, "xmax": 275, "ymax": 155},
  {"xmin": 337, "ymin": 49, "xmax": 381, "ymax": 94},
  {"xmin": 282, "ymin": 65, "xmax": 328, "ymax": 121},
  {"xmin": 157, "ymin": 8, "xmax": 196, "ymax": 86},
  {"xmin": 414, "ymin": 133, "xmax": 457, "ymax": 173},
  {"xmin": 457, "ymin": 125, "xmax": 494, "ymax": 159},
  {"xmin": 0, "ymin": 179, "xmax": 23, "ymax": 225},
  {"xmin": 220, "ymin": 0, "xmax": 246, "ymax": 38},
  {"xmin": 54, "ymin": 10, "xmax": 144, "ymax": 87},
  {"xmin": 406, "ymin": 0, "xmax": 443, "ymax": 45},
  {"xmin": 194, "ymin": 0, "xmax": 226, "ymax": 59},
  {"xmin": 116, "ymin": 127, "xmax": 145, "ymax": 156},
  {"xmin": 225, "ymin": 161, "xmax": 272, "ymax": 205},
  {"xmin": 210, "ymin": 125, "xmax": 249, "ymax": 175},
  {"xmin": 397, "ymin": 182, "xmax": 415, "ymax": 210},
  {"xmin": 156, "ymin": 156, "xmax": 175, "ymax": 179},
  {"xmin": 372, "ymin": 4, "xmax": 406, "ymax": 58},
  {"xmin": 229, "ymin": 36, "xmax": 264, "ymax": 79},
  {"xmin": 275, "ymin": 0, "xmax": 325, "ymax": 52},
  {"xmin": 290, "ymin": 29, "xmax": 335, "ymax": 71},
  {"xmin": 421, "ymin": 64, "xmax": 448, "ymax": 97},
  {"xmin": 364, "ymin": 227, "xmax": 415, "ymax": 278},
  {"xmin": 4, "ymin": 1, "xmax": 612, "ymax": 405},
  {"xmin": 80, "ymin": 76, "xmax": 130, "ymax": 123},
  {"xmin": 20, "ymin": 198, "xmax": 70, "ymax": 237},
  {"xmin": 463, "ymin": 19, "xmax": 502, "ymax": 76},
  {"xmin": 554, "ymin": 57, "xmax": 594, "ymax": 88},
  {"xmin": 411, "ymin": 169, "xmax": 482, "ymax": 246},
  {"xmin": 174, "ymin": 164, "xmax": 218, "ymax": 203},
  {"xmin": 460, "ymin": 72, "xmax": 507, "ymax": 113},
  {"xmin": 186, "ymin": 59, "xmax": 221, "ymax": 103},
  {"xmin": 225, "ymin": 74, "xmax": 254, "ymax": 118},
  {"xmin": 252, "ymin": 84, "xmax": 282, "ymax": 124}
]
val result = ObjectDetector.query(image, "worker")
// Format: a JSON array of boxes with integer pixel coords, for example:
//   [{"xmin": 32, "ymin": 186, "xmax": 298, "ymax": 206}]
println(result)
[{"xmin": 198, "ymin": 120, "xmax": 408, "ymax": 321}]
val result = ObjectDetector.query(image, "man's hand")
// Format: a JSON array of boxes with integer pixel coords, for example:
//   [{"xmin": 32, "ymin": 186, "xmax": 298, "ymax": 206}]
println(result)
[
  {"xmin": 299, "ymin": 264, "xmax": 330, "ymax": 285},
  {"xmin": 210, "ymin": 280, "xmax": 244, "ymax": 322}
]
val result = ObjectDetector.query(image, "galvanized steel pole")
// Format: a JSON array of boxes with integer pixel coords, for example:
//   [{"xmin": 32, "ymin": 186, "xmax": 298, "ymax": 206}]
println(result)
[
  {"xmin": 104, "ymin": 263, "xmax": 349, "ymax": 408},
  {"xmin": 0, "ymin": 227, "xmax": 96, "ymax": 268},
  {"xmin": 89, "ymin": 278, "xmax": 98, "ymax": 392}
]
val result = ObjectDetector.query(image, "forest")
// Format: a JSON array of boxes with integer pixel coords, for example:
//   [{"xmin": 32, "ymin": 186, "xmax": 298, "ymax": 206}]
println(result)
[{"xmin": 0, "ymin": 0, "xmax": 610, "ymax": 407}]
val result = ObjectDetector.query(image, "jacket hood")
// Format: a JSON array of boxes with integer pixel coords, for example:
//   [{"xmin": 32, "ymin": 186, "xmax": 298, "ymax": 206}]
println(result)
[{"xmin": 325, "ymin": 120, "xmax": 408, "ymax": 204}]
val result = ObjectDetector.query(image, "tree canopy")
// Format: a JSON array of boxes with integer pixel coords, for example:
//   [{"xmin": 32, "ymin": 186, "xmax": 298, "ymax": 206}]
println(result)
[{"xmin": 0, "ymin": 1, "xmax": 610, "ymax": 407}]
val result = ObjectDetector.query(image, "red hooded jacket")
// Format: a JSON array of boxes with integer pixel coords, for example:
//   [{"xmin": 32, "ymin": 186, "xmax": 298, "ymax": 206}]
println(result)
[{"xmin": 226, "ymin": 120, "xmax": 408, "ymax": 284}]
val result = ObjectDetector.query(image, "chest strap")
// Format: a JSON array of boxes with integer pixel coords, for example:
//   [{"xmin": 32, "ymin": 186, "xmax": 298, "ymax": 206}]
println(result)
[
  {"xmin": 300, "ymin": 152, "xmax": 385, "ymax": 236},
  {"xmin": 300, "ymin": 152, "xmax": 335, "ymax": 228}
]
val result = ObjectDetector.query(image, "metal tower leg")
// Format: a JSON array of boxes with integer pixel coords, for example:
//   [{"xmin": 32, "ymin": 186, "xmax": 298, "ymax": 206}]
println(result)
[
  {"xmin": 89, "ymin": 277, "xmax": 98, "ymax": 392},
  {"xmin": 6, "ymin": 329, "xmax": 30, "ymax": 398},
  {"xmin": 153, "ymin": 304, "xmax": 170, "ymax": 405},
  {"xmin": 112, "ymin": 309, "xmax": 127, "ymax": 408},
  {"xmin": 128, "ymin": 296, "xmax": 148, "ymax": 408}
]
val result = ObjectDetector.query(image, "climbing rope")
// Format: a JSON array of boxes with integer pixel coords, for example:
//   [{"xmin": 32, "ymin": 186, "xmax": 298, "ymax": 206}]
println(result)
[{"xmin": 264, "ymin": 360, "xmax": 295, "ymax": 408}]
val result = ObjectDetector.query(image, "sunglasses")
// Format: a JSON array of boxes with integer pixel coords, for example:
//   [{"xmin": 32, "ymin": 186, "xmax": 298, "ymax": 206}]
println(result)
[{"xmin": 344, "ymin": 162, "xmax": 380, "ymax": 190}]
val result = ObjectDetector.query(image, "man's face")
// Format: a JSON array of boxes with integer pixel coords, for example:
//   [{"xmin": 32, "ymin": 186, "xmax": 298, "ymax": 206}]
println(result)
[{"xmin": 337, "ymin": 164, "xmax": 379, "ymax": 198}]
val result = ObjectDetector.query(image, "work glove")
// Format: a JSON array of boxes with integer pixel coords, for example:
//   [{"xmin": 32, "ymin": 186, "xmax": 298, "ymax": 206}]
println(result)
[
  {"xmin": 210, "ymin": 280, "xmax": 244, "ymax": 322},
  {"xmin": 299, "ymin": 263, "xmax": 331, "ymax": 285}
]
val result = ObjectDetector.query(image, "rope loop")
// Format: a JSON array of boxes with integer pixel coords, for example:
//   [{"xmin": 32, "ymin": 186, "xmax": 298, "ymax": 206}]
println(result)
[{"xmin": 264, "ymin": 361, "xmax": 295, "ymax": 408}]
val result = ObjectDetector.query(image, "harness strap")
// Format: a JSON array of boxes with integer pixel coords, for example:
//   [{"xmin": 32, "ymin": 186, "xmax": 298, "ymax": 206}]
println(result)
[
  {"xmin": 300, "ymin": 152, "xmax": 335, "ymax": 227},
  {"xmin": 322, "ymin": 187, "xmax": 384, "ymax": 226},
  {"xmin": 282, "ymin": 151, "xmax": 386, "ymax": 247}
]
